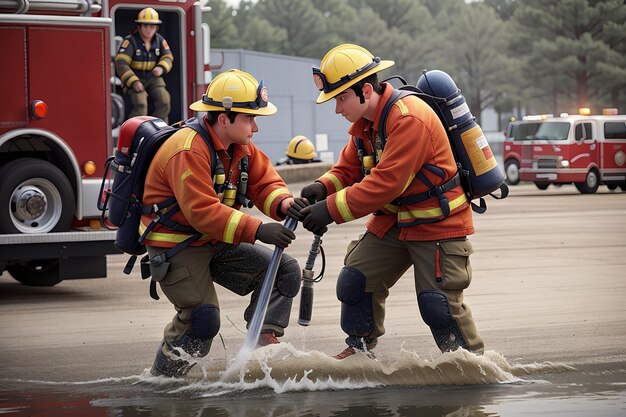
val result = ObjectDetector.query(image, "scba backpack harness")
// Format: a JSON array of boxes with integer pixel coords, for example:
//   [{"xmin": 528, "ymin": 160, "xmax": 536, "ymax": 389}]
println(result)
[
  {"xmin": 98, "ymin": 116, "xmax": 249, "ymax": 299},
  {"xmin": 356, "ymin": 69, "xmax": 508, "ymax": 225}
]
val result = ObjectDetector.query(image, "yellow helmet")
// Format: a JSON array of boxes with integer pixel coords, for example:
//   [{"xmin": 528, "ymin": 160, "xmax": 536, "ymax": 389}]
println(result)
[
  {"xmin": 190, "ymin": 69, "xmax": 277, "ymax": 116},
  {"xmin": 135, "ymin": 7, "xmax": 162, "ymax": 24},
  {"xmin": 286, "ymin": 135, "xmax": 317, "ymax": 160},
  {"xmin": 313, "ymin": 43, "xmax": 394, "ymax": 103}
]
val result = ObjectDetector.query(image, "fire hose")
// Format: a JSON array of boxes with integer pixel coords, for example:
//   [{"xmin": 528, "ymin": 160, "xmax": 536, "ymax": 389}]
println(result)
[{"xmin": 242, "ymin": 216, "xmax": 298, "ymax": 350}]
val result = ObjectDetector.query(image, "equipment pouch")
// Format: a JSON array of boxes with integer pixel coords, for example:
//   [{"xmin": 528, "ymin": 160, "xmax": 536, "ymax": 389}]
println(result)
[{"xmin": 438, "ymin": 239, "xmax": 473, "ymax": 290}]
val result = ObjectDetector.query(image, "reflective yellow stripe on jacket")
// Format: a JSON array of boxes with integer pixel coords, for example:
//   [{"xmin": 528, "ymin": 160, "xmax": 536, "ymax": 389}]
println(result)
[
  {"xmin": 333, "ymin": 188, "xmax": 354, "ymax": 222},
  {"xmin": 223, "ymin": 210, "xmax": 244, "ymax": 244},
  {"xmin": 139, "ymin": 221, "xmax": 209, "ymax": 244},
  {"xmin": 398, "ymin": 193, "xmax": 468, "ymax": 222},
  {"xmin": 263, "ymin": 187, "xmax": 289, "ymax": 217},
  {"xmin": 320, "ymin": 172, "xmax": 342, "ymax": 193}
]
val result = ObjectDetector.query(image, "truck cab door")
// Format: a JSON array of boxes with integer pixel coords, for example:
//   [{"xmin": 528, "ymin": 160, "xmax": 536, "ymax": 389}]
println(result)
[
  {"xmin": 574, "ymin": 121, "xmax": 597, "ymax": 169},
  {"xmin": 602, "ymin": 121, "xmax": 626, "ymax": 175}
]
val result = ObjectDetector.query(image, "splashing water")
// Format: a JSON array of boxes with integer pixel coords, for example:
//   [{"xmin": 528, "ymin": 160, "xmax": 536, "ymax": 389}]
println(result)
[
  {"xmin": 148, "ymin": 344, "xmax": 575, "ymax": 397},
  {"xmin": 2, "ymin": 345, "xmax": 575, "ymax": 398}
]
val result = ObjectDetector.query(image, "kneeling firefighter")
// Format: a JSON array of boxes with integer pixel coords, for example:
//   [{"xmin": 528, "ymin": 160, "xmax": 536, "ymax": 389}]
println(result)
[
  {"xmin": 142, "ymin": 69, "xmax": 302, "ymax": 377},
  {"xmin": 293, "ymin": 43, "xmax": 485, "ymax": 359}
]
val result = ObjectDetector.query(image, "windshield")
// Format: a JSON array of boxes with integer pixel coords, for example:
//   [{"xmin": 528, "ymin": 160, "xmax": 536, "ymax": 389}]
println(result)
[
  {"xmin": 535, "ymin": 122, "xmax": 570, "ymax": 140},
  {"xmin": 508, "ymin": 122, "xmax": 541, "ymax": 140}
]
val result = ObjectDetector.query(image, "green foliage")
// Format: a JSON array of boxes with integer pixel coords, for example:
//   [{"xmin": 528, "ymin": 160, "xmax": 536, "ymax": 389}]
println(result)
[
  {"xmin": 205, "ymin": 0, "xmax": 626, "ymax": 117},
  {"xmin": 204, "ymin": 0, "xmax": 239, "ymax": 48},
  {"xmin": 511, "ymin": 0, "xmax": 626, "ymax": 113},
  {"xmin": 443, "ymin": 3, "xmax": 514, "ymax": 124}
]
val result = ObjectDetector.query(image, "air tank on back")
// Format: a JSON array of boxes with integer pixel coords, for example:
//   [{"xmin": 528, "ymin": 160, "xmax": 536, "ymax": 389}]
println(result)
[{"xmin": 416, "ymin": 70, "xmax": 504, "ymax": 199}]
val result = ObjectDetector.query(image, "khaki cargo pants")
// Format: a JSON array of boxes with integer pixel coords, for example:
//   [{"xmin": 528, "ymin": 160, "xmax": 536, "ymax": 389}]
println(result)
[
  {"xmin": 341, "ymin": 227, "xmax": 484, "ymax": 353},
  {"xmin": 128, "ymin": 76, "xmax": 171, "ymax": 123},
  {"xmin": 147, "ymin": 242, "xmax": 301, "ymax": 345}
]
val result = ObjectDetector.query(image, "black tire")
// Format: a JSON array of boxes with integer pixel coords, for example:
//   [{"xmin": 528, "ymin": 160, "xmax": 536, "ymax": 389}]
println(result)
[
  {"xmin": 0, "ymin": 158, "xmax": 75, "ymax": 234},
  {"xmin": 535, "ymin": 182, "xmax": 550, "ymax": 190},
  {"xmin": 574, "ymin": 169, "xmax": 599, "ymax": 194},
  {"xmin": 504, "ymin": 159, "xmax": 520, "ymax": 185},
  {"xmin": 607, "ymin": 184, "xmax": 618, "ymax": 191},
  {"xmin": 7, "ymin": 260, "xmax": 62, "ymax": 286},
  {"xmin": 111, "ymin": 92, "xmax": 125, "ymax": 129}
]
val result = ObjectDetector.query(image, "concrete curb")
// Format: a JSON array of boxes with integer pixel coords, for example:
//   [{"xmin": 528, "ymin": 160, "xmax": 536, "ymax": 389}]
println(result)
[{"xmin": 275, "ymin": 162, "xmax": 333, "ymax": 184}]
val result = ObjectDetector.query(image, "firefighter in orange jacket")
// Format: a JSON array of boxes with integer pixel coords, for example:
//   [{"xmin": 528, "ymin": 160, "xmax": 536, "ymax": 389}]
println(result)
[
  {"xmin": 292, "ymin": 44, "xmax": 484, "ymax": 359},
  {"xmin": 142, "ymin": 69, "xmax": 302, "ymax": 377},
  {"xmin": 115, "ymin": 7, "xmax": 173, "ymax": 123}
]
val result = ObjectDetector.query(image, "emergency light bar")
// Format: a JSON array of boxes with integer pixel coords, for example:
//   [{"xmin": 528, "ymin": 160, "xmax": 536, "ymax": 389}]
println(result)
[{"xmin": 522, "ymin": 114, "xmax": 553, "ymax": 121}]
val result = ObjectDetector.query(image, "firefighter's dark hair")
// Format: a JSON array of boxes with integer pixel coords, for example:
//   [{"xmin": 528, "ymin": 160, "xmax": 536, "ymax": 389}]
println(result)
[
  {"xmin": 349, "ymin": 73, "xmax": 383, "ymax": 95},
  {"xmin": 206, "ymin": 111, "xmax": 238, "ymax": 125}
]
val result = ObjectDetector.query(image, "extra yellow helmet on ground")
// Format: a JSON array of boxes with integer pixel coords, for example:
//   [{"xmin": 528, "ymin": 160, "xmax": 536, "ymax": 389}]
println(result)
[
  {"xmin": 313, "ymin": 43, "xmax": 394, "ymax": 104},
  {"xmin": 286, "ymin": 135, "xmax": 317, "ymax": 160},
  {"xmin": 135, "ymin": 7, "xmax": 162, "ymax": 24},
  {"xmin": 190, "ymin": 69, "xmax": 277, "ymax": 116}
]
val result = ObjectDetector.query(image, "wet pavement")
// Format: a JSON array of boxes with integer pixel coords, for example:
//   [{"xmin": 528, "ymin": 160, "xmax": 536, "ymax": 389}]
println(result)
[{"xmin": 1, "ymin": 183, "xmax": 625, "ymax": 416}]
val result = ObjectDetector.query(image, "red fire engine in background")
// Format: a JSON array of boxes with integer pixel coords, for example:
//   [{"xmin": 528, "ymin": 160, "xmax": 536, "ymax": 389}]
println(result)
[
  {"xmin": 503, "ymin": 109, "xmax": 626, "ymax": 193},
  {"xmin": 0, "ymin": 0, "xmax": 210, "ymax": 286}
]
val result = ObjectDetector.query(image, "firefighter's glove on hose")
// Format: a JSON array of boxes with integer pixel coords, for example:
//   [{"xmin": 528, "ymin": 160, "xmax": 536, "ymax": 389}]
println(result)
[
  {"xmin": 286, "ymin": 197, "xmax": 310, "ymax": 222},
  {"xmin": 256, "ymin": 223, "xmax": 296, "ymax": 248},
  {"xmin": 300, "ymin": 202, "xmax": 332, "ymax": 236},
  {"xmin": 300, "ymin": 182, "xmax": 327, "ymax": 204}
]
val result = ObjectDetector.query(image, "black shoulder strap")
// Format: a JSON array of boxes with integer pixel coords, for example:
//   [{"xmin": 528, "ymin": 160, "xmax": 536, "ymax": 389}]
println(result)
[
  {"xmin": 184, "ymin": 117, "xmax": 218, "ymax": 174},
  {"xmin": 377, "ymin": 89, "xmax": 420, "ymax": 148}
]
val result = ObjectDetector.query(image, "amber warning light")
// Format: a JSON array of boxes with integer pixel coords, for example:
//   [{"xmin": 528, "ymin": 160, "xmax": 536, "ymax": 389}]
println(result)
[
  {"xmin": 83, "ymin": 161, "xmax": 97, "ymax": 175},
  {"xmin": 30, "ymin": 100, "xmax": 48, "ymax": 119}
]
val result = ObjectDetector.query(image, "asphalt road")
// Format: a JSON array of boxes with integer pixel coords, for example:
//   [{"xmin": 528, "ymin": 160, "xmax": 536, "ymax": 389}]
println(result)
[{"xmin": 1, "ymin": 183, "xmax": 625, "ymax": 383}]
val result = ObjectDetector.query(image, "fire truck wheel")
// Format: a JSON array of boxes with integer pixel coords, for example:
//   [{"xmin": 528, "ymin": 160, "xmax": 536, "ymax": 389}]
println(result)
[
  {"xmin": 111, "ymin": 93, "xmax": 125, "ymax": 129},
  {"xmin": 574, "ymin": 169, "xmax": 599, "ymax": 194},
  {"xmin": 6, "ymin": 259, "xmax": 62, "ymax": 286},
  {"xmin": 504, "ymin": 160, "xmax": 520, "ymax": 185},
  {"xmin": 534, "ymin": 182, "xmax": 550, "ymax": 190},
  {"xmin": 0, "ymin": 158, "xmax": 75, "ymax": 234}
]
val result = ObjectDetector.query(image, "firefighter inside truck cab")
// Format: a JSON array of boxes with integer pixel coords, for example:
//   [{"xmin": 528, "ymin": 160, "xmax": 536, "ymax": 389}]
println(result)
[{"xmin": 114, "ymin": 7, "xmax": 173, "ymax": 123}]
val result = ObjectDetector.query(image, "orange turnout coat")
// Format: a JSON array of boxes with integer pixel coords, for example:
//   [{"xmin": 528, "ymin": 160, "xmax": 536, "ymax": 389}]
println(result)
[
  {"xmin": 317, "ymin": 83, "xmax": 474, "ymax": 241},
  {"xmin": 141, "ymin": 119, "xmax": 292, "ymax": 247}
]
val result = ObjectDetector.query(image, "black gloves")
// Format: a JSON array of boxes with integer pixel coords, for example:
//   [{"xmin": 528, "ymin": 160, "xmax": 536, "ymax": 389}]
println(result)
[
  {"xmin": 300, "ymin": 182, "xmax": 327, "ymax": 204},
  {"xmin": 286, "ymin": 197, "xmax": 310, "ymax": 221},
  {"xmin": 256, "ymin": 223, "xmax": 296, "ymax": 248},
  {"xmin": 300, "ymin": 201, "xmax": 333, "ymax": 236}
]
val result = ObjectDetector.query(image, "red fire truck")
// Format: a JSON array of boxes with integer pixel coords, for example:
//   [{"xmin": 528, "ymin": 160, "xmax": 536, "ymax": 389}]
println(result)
[
  {"xmin": 503, "ymin": 109, "xmax": 626, "ymax": 193},
  {"xmin": 503, "ymin": 115, "xmax": 548, "ymax": 185},
  {"xmin": 0, "ymin": 0, "xmax": 210, "ymax": 286}
]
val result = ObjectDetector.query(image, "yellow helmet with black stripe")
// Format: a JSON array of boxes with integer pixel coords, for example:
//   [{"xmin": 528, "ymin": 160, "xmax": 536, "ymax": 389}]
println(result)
[
  {"xmin": 190, "ymin": 69, "xmax": 277, "ymax": 116},
  {"xmin": 313, "ymin": 43, "xmax": 394, "ymax": 104}
]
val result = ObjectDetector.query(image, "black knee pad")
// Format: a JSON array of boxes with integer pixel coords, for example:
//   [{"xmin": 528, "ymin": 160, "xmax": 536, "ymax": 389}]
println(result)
[
  {"xmin": 418, "ymin": 290, "xmax": 453, "ymax": 329},
  {"xmin": 418, "ymin": 290, "xmax": 469, "ymax": 352},
  {"xmin": 275, "ymin": 256, "xmax": 301, "ymax": 298},
  {"xmin": 337, "ymin": 266, "xmax": 374, "ymax": 337},
  {"xmin": 189, "ymin": 304, "xmax": 220, "ymax": 339},
  {"xmin": 173, "ymin": 304, "xmax": 220, "ymax": 359}
]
